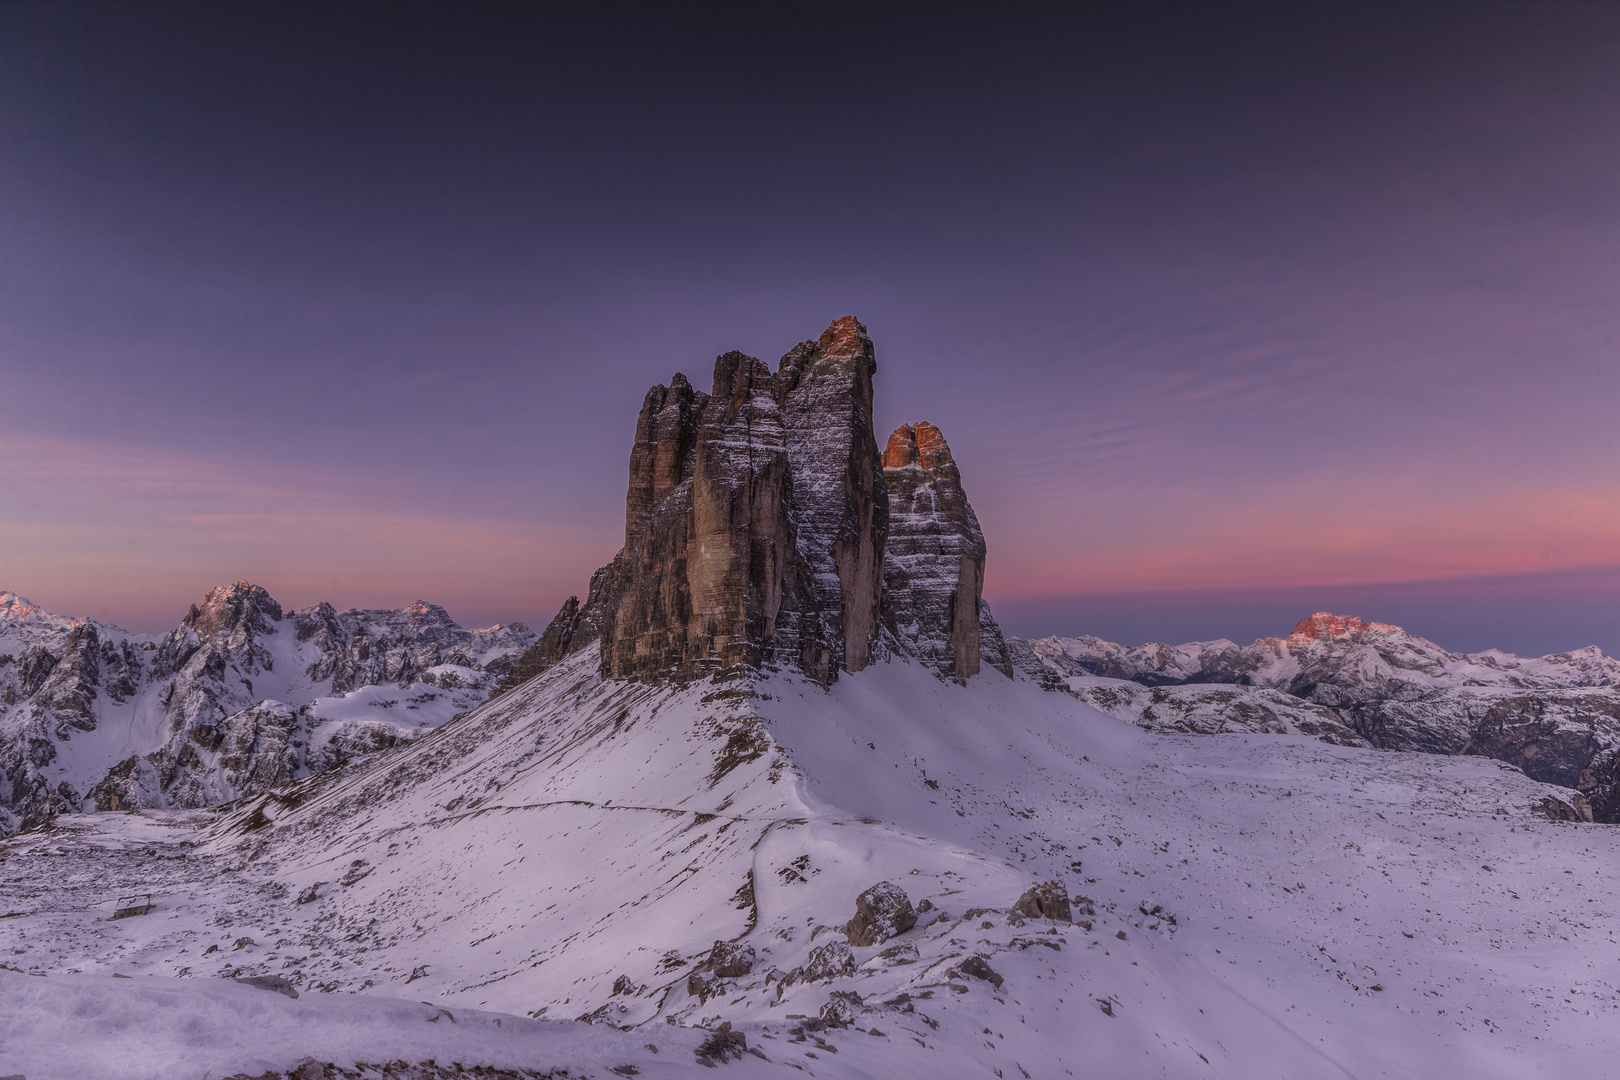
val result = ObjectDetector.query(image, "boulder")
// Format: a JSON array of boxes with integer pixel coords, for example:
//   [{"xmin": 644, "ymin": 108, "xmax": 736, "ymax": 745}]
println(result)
[
  {"xmin": 1013, "ymin": 880, "xmax": 1072, "ymax": 922},
  {"xmin": 802, "ymin": 940, "xmax": 856, "ymax": 981},
  {"xmin": 957, "ymin": 955, "xmax": 1003, "ymax": 988},
  {"xmin": 844, "ymin": 881, "xmax": 917, "ymax": 946},
  {"xmin": 687, "ymin": 969, "xmax": 720, "ymax": 1003},
  {"xmin": 819, "ymin": 990, "xmax": 864, "ymax": 1028},
  {"xmin": 705, "ymin": 939, "xmax": 756, "ymax": 978}
]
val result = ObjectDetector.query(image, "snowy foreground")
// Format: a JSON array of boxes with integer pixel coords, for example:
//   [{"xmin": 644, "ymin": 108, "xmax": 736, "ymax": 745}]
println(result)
[{"xmin": 2, "ymin": 649, "xmax": 1615, "ymax": 1079}]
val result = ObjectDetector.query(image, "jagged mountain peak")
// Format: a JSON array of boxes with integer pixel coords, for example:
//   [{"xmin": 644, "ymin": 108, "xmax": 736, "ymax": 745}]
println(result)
[
  {"xmin": 1283, "ymin": 611, "xmax": 1403, "ymax": 643},
  {"xmin": 881, "ymin": 420, "xmax": 956, "ymax": 472},
  {"xmin": 181, "ymin": 580, "xmax": 284, "ymax": 645},
  {"xmin": 0, "ymin": 592, "xmax": 99, "ymax": 634},
  {"xmin": 1012, "ymin": 614, "xmax": 1620, "ymax": 822}
]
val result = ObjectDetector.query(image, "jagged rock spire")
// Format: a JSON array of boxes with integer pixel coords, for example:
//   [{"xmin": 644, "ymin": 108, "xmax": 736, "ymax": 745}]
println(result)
[
  {"xmin": 880, "ymin": 422, "xmax": 1012, "ymax": 681},
  {"xmin": 514, "ymin": 317, "xmax": 1008, "ymax": 686}
]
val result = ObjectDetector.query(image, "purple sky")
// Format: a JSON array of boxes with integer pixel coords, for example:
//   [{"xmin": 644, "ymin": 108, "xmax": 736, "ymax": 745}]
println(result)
[{"xmin": 3, "ymin": 3, "xmax": 1620, "ymax": 656}]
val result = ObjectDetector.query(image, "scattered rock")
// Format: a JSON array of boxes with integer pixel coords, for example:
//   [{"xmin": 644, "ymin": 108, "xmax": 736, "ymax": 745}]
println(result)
[
  {"xmin": 1013, "ymin": 880, "xmax": 1072, "ymax": 922},
  {"xmin": 705, "ymin": 940, "xmax": 756, "ymax": 978},
  {"xmin": 803, "ymin": 940, "xmax": 856, "ymax": 982},
  {"xmin": 339, "ymin": 860, "xmax": 372, "ymax": 887},
  {"xmin": 820, "ymin": 991, "xmax": 864, "ymax": 1028},
  {"xmin": 696, "ymin": 1021, "xmax": 749, "ymax": 1066},
  {"xmin": 875, "ymin": 942, "xmax": 919, "ymax": 965},
  {"xmin": 844, "ymin": 881, "xmax": 917, "ymax": 946},
  {"xmin": 957, "ymin": 955, "xmax": 1003, "ymax": 988},
  {"xmin": 234, "ymin": 974, "xmax": 299, "ymax": 999},
  {"xmin": 295, "ymin": 882, "xmax": 324, "ymax": 905}
]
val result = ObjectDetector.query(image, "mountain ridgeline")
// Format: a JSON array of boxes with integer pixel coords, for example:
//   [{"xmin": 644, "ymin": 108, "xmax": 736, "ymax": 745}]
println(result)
[
  {"xmin": 501, "ymin": 316, "xmax": 1014, "ymax": 689},
  {"xmin": 0, "ymin": 586, "xmax": 536, "ymax": 835},
  {"xmin": 1013, "ymin": 613, "xmax": 1620, "ymax": 823}
]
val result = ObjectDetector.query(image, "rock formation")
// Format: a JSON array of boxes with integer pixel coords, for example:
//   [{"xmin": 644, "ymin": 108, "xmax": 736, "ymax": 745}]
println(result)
[
  {"xmin": 880, "ymin": 421, "xmax": 1013, "ymax": 681},
  {"xmin": 602, "ymin": 351, "xmax": 798, "ymax": 681},
  {"xmin": 843, "ymin": 880, "xmax": 918, "ymax": 946},
  {"xmin": 773, "ymin": 318, "xmax": 888, "ymax": 678},
  {"xmin": 505, "ymin": 316, "xmax": 1012, "ymax": 689}
]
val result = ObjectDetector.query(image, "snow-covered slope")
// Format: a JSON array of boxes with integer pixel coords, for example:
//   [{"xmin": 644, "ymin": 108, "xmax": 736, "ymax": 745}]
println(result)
[
  {"xmin": 0, "ymin": 585, "xmax": 535, "ymax": 835},
  {"xmin": 1013, "ymin": 613, "xmax": 1620, "ymax": 821},
  {"xmin": 3, "ymin": 646, "xmax": 1611, "ymax": 1079}
]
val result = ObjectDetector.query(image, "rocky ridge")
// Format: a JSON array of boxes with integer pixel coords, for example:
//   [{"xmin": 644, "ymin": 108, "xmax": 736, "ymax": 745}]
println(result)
[
  {"xmin": 503, "ymin": 316, "xmax": 1011, "ymax": 690},
  {"xmin": 1013, "ymin": 612, "xmax": 1620, "ymax": 820},
  {"xmin": 0, "ymin": 585, "xmax": 534, "ymax": 834}
]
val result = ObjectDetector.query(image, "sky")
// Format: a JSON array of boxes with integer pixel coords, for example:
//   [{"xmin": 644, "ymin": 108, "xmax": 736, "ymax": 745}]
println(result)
[{"xmin": 2, "ymin": 2, "xmax": 1619, "ymax": 656}]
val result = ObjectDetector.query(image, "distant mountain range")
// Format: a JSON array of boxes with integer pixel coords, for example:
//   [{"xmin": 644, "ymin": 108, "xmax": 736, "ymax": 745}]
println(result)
[
  {"xmin": 0, "ymin": 584, "xmax": 535, "ymax": 834},
  {"xmin": 1010, "ymin": 611, "xmax": 1620, "ymax": 821}
]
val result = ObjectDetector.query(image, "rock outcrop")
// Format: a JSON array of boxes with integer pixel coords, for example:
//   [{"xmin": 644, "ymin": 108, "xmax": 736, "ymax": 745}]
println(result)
[
  {"xmin": 603, "ymin": 352, "xmax": 798, "ymax": 681},
  {"xmin": 844, "ymin": 881, "xmax": 917, "ymax": 946},
  {"xmin": 509, "ymin": 317, "xmax": 1011, "ymax": 690},
  {"xmin": 773, "ymin": 318, "xmax": 888, "ymax": 678},
  {"xmin": 597, "ymin": 319, "xmax": 890, "ymax": 684},
  {"xmin": 880, "ymin": 421, "xmax": 1013, "ymax": 681}
]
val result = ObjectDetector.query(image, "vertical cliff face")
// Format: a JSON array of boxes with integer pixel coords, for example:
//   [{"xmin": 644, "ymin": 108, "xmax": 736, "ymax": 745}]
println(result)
[
  {"xmin": 774, "ymin": 317, "xmax": 889, "ymax": 678},
  {"xmin": 687, "ymin": 351, "xmax": 796, "ymax": 671},
  {"xmin": 592, "ymin": 317, "xmax": 890, "ymax": 684},
  {"xmin": 603, "ymin": 373, "xmax": 706, "ymax": 679},
  {"xmin": 510, "ymin": 316, "xmax": 1006, "ymax": 688},
  {"xmin": 601, "ymin": 351, "xmax": 798, "ymax": 680},
  {"xmin": 880, "ymin": 422, "xmax": 1012, "ymax": 681}
]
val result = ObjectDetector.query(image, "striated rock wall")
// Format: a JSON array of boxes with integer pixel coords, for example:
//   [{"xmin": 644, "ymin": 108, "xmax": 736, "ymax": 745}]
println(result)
[
  {"xmin": 603, "ymin": 352, "xmax": 799, "ymax": 680},
  {"xmin": 880, "ymin": 422, "xmax": 1009, "ymax": 681},
  {"xmin": 773, "ymin": 317, "xmax": 888, "ymax": 679},
  {"xmin": 580, "ymin": 318, "xmax": 896, "ymax": 685}
]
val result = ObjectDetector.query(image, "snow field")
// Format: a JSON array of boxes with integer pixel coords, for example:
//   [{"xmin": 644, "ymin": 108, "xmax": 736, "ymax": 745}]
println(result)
[{"xmin": 3, "ymin": 646, "xmax": 1616, "ymax": 1078}]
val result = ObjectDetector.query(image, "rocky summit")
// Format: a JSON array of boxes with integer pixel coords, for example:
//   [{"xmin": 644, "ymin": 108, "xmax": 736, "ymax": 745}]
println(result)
[{"xmin": 506, "ymin": 316, "xmax": 1011, "ymax": 687}]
